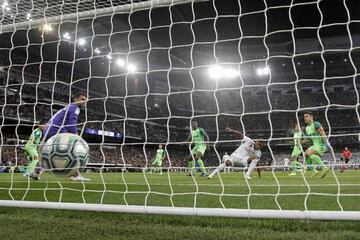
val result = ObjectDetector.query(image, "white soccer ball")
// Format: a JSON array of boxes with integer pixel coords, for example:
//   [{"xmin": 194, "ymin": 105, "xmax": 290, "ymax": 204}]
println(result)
[{"xmin": 41, "ymin": 133, "xmax": 89, "ymax": 176}]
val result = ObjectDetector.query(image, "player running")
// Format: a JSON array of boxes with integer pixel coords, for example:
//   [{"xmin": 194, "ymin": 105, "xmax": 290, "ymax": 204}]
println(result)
[
  {"xmin": 149, "ymin": 144, "xmax": 166, "ymax": 174},
  {"xmin": 302, "ymin": 112, "xmax": 330, "ymax": 178},
  {"xmin": 42, "ymin": 92, "xmax": 90, "ymax": 181},
  {"xmin": 288, "ymin": 123, "xmax": 305, "ymax": 176},
  {"xmin": 183, "ymin": 121, "xmax": 209, "ymax": 177},
  {"xmin": 208, "ymin": 127, "xmax": 263, "ymax": 180},
  {"xmin": 24, "ymin": 120, "xmax": 47, "ymax": 180}
]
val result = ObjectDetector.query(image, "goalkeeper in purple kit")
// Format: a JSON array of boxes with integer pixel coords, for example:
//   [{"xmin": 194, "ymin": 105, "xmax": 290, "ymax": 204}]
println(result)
[{"xmin": 42, "ymin": 92, "xmax": 90, "ymax": 181}]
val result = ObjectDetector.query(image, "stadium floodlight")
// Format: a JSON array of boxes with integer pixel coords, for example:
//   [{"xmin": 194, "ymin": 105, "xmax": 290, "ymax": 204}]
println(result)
[
  {"xmin": 127, "ymin": 63, "xmax": 137, "ymax": 73},
  {"xmin": 78, "ymin": 38, "xmax": 86, "ymax": 46},
  {"xmin": 106, "ymin": 53, "xmax": 112, "ymax": 59},
  {"xmin": 26, "ymin": 13, "xmax": 31, "ymax": 20},
  {"xmin": 63, "ymin": 32, "xmax": 71, "ymax": 40},
  {"xmin": 208, "ymin": 65, "xmax": 224, "ymax": 79},
  {"xmin": 94, "ymin": 47, "xmax": 101, "ymax": 54},
  {"xmin": 43, "ymin": 24, "xmax": 53, "ymax": 32},
  {"xmin": 116, "ymin": 58, "xmax": 125, "ymax": 67}
]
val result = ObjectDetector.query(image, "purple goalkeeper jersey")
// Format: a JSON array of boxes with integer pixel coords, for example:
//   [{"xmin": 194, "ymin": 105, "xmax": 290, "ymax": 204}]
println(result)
[{"xmin": 43, "ymin": 103, "xmax": 80, "ymax": 140}]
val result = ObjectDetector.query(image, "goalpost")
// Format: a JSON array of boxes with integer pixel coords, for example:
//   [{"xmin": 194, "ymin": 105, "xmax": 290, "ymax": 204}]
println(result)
[{"xmin": 0, "ymin": 0, "xmax": 360, "ymax": 220}]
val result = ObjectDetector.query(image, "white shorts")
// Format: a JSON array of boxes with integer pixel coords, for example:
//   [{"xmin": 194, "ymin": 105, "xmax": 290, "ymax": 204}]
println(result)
[{"xmin": 224, "ymin": 153, "xmax": 247, "ymax": 167}]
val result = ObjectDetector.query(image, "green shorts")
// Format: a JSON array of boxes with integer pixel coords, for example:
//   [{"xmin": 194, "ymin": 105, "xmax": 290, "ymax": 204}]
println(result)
[
  {"xmin": 24, "ymin": 145, "xmax": 38, "ymax": 159},
  {"xmin": 307, "ymin": 144, "xmax": 328, "ymax": 156},
  {"xmin": 152, "ymin": 160, "xmax": 162, "ymax": 166},
  {"xmin": 191, "ymin": 144, "xmax": 206, "ymax": 156},
  {"xmin": 291, "ymin": 146, "xmax": 302, "ymax": 157}
]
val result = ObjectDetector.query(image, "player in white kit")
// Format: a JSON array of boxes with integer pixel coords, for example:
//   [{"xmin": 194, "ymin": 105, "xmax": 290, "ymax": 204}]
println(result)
[
  {"xmin": 222, "ymin": 152, "xmax": 230, "ymax": 173},
  {"xmin": 208, "ymin": 127, "xmax": 263, "ymax": 180}
]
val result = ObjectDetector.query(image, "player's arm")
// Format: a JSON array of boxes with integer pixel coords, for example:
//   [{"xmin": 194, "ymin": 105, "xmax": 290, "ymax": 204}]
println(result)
[
  {"xmin": 225, "ymin": 127, "xmax": 244, "ymax": 140},
  {"xmin": 161, "ymin": 150, "xmax": 166, "ymax": 161},
  {"xmin": 314, "ymin": 122, "xmax": 330, "ymax": 147},
  {"xmin": 300, "ymin": 130, "xmax": 310, "ymax": 144}
]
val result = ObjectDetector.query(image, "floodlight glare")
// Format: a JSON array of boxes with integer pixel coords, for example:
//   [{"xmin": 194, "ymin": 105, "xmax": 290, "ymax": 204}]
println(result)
[
  {"xmin": 78, "ymin": 38, "xmax": 86, "ymax": 46},
  {"xmin": 94, "ymin": 48, "xmax": 101, "ymax": 54},
  {"xmin": 43, "ymin": 24, "xmax": 53, "ymax": 32},
  {"xmin": 116, "ymin": 59, "xmax": 125, "ymax": 66},
  {"xmin": 127, "ymin": 64, "xmax": 137, "ymax": 73},
  {"xmin": 208, "ymin": 65, "xmax": 223, "ymax": 79},
  {"xmin": 224, "ymin": 68, "xmax": 239, "ymax": 78},
  {"xmin": 256, "ymin": 67, "xmax": 270, "ymax": 76},
  {"xmin": 63, "ymin": 32, "xmax": 71, "ymax": 40}
]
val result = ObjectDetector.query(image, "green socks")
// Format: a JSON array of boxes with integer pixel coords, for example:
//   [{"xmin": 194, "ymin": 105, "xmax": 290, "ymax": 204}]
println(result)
[
  {"xmin": 27, "ymin": 159, "xmax": 39, "ymax": 175},
  {"xmin": 188, "ymin": 161, "xmax": 194, "ymax": 174},
  {"xmin": 290, "ymin": 160, "xmax": 302, "ymax": 172},
  {"xmin": 196, "ymin": 159, "xmax": 207, "ymax": 174}
]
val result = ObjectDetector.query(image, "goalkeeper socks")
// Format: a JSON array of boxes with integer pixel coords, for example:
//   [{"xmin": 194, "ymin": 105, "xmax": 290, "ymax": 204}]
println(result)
[
  {"xmin": 210, "ymin": 163, "xmax": 226, "ymax": 177},
  {"xmin": 27, "ymin": 159, "xmax": 39, "ymax": 175},
  {"xmin": 188, "ymin": 161, "xmax": 194, "ymax": 174},
  {"xmin": 310, "ymin": 155, "xmax": 325, "ymax": 169},
  {"xmin": 197, "ymin": 159, "xmax": 207, "ymax": 174}
]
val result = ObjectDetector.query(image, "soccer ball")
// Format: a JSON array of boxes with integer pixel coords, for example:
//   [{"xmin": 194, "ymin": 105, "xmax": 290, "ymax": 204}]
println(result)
[{"xmin": 41, "ymin": 133, "xmax": 89, "ymax": 176}]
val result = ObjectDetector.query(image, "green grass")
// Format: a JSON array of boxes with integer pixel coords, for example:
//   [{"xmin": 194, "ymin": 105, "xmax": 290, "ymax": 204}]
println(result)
[{"xmin": 0, "ymin": 170, "xmax": 360, "ymax": 239}]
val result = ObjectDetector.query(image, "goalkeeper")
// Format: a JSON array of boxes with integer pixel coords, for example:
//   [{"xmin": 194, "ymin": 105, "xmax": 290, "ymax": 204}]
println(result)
[{"xmin": 24, "ymin": 120, "xmax": 47, "ymax": 180}]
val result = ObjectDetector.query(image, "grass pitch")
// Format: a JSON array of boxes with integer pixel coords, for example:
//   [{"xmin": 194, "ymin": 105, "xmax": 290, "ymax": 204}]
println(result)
[{"xmin": 0, "ymin": 170, "xmax": 360, "ymax": 239}]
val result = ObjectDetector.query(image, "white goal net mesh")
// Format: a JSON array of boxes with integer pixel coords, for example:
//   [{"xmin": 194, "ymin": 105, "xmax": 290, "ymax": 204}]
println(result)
[{"xmin": 0, "ymin": 0, "xmax": 359, "ymax": 219}]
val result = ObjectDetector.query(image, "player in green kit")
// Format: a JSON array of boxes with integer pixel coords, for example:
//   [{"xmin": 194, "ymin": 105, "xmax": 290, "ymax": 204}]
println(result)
[
  {"xmin": 302, "ymin": 112, "xmax": 331, "ymax": 178},
  {"xmin": 24, "ymin": 120, "xmax": 47, "ymax": 180},
  {"xmin": 149, "ymin": 145, "xmax": 166, "ymax": 174},
  {"xmin": 183, "ymin": 121, "xmax": 209, "ymax": 177},
  {"xmin": 288, "ymin": 123, "xmax": 306, "ymax": 176}
]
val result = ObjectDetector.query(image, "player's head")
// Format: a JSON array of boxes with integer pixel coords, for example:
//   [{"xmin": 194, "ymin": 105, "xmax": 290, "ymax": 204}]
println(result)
[
  {"xmin": 38, "ymin": 119, "xmax": 47, "ymax": 130},
  {"xmin": 191, "ymin": 121, "xmax": 198, "ymax": 130},
  {"xmin": 254, "ymin": 141, "xmax": 263, "ymax": 150},
  {"xmin": 158, "ymin": 144, "xmax": 163, "ymax": 149},
  {"xmin": 73, "ymin": 92, "xmax": 87, "ymax": 107},
  {"xmin": 294, "ymin": 123, "xmax": 301, "ymax": 132},
  {"xmin": 303, "ymin": 111, "xmax": 314, "ymax": 124},
  {"xmin": 225, "ymin": 152, "xmax": 227, "ymax": 155},
  {"xmin": 344, "ymin": 147, "xmax": 348, "ymax": 151}
]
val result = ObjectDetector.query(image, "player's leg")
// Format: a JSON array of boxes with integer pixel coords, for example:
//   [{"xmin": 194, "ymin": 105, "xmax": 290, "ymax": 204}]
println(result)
[
  {"xmin": 24, "ymin": 147, "xmax": 40, "ymax": 180},
  {"xmin": 187, "ymin": 152, "xmax": 195, "ymax": 176},
  {"xmin": 245, "ymin": 159, "xmax": 258, "ymax": 179},
  {"xmin": 289, "ymin": 147, "xmax": 303, "ymax": 176},
  {"xmin": 195, "ymin": 145, "xmax": 207, "ymax": 176},
  {"xmin": 208, "ymin": 157, "xmax": 232, "ymax": 179},
  {"xmin": 305, "ymin": 146, "xmax": 329, "ymax": 178}
]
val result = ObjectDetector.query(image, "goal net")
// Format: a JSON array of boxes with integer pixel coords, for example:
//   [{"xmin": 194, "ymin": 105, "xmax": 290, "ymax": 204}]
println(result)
[{"xmin": 0, "ymin": 0, "xmax": 359, "ymax": 220}]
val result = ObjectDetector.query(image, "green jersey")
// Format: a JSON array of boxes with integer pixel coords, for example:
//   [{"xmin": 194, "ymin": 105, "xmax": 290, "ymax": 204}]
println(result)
[
  {"xmin": 192, "ymin": 128, "xmax": 206, "ymax": 146},
  {"xmin": 293, "ymin": 131, "xmax": 302, "ymax": 147},
  {"xmin": 304, "ymin": 121, "xmax": 325, "ymax": 146},
  {"xmin": 26, "ymin": 128, "xmax": 43, "ymax": 147},
  {"xmin": 155, "ymin": 149, "xmax": 165, "ymax": 161}
]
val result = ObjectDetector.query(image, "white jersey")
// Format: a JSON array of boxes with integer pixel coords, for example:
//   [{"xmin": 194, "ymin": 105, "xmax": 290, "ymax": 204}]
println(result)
[
  {"xmin": 284, "ymin": 158, "xmax": 290, "ymax": 166},
  {"xmin": 229, "ymin": 136, "xmax": 262, "ymax": 165},
  {"xmin": 222, "ymin": 154, "xmax": 230, "ymax": 163}
]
